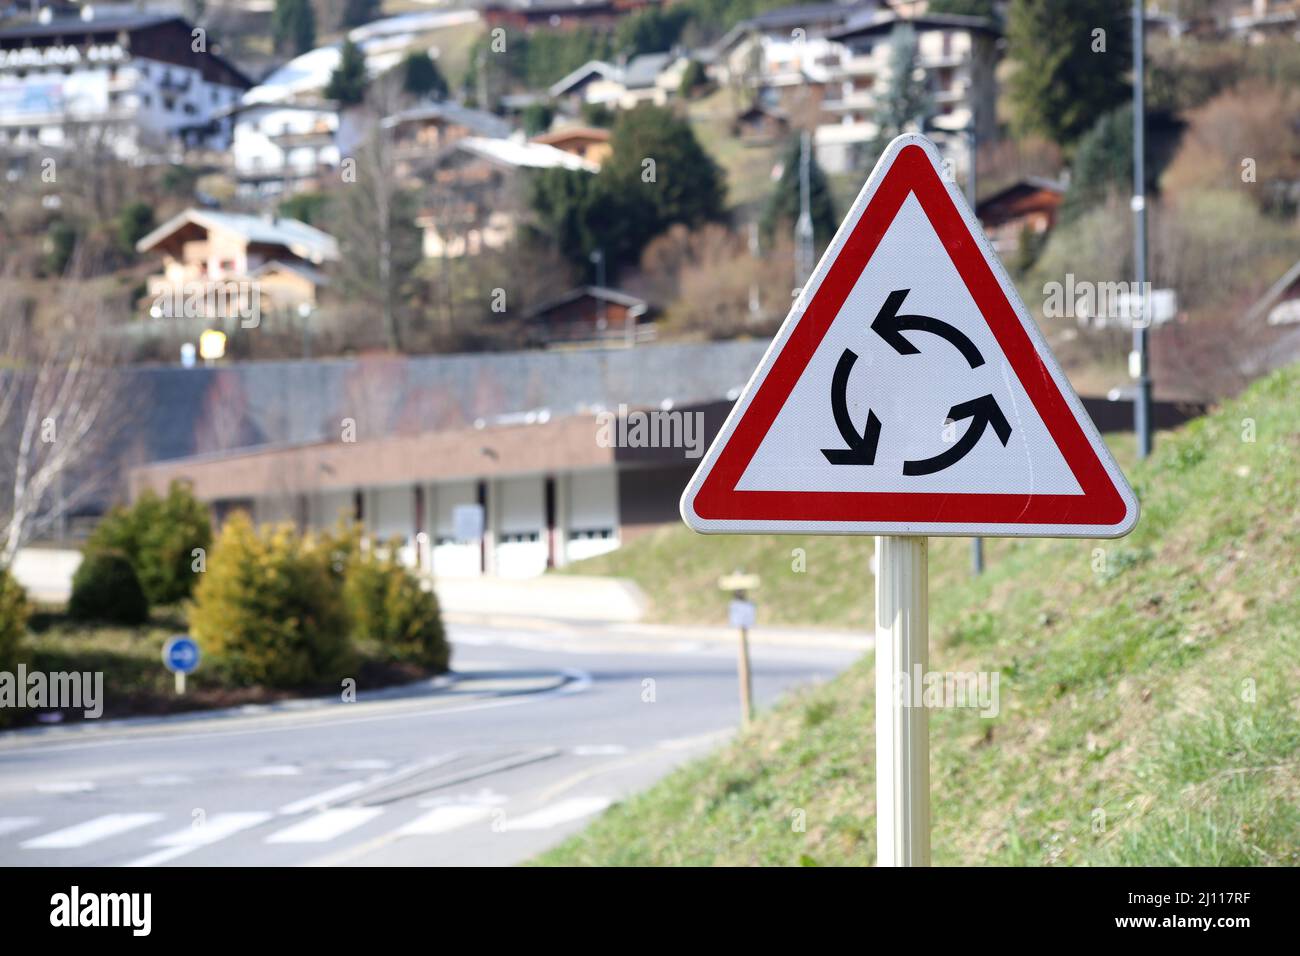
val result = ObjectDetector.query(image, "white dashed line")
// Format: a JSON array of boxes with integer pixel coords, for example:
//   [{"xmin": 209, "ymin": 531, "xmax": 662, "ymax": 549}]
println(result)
[
  {"xmin": 266, "ymin": 808, "xmax": 384, "ymax": 844},
  {"xmin": 22, "ymin": 813, "xmax": 163, "ymax": 849}
]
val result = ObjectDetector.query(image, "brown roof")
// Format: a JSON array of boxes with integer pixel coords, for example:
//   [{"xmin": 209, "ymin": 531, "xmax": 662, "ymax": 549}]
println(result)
[
  {"xmin": 530, "ymin": 126, "xmax": 611, "ymax": 147},
  {"xmin": 131, "ymin": 413, "xmax": 616, "ymax": 501}
]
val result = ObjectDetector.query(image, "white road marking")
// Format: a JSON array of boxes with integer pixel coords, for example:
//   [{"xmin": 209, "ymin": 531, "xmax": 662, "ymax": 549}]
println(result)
[
  {"xmin": 396, "ymin": 805, "xmax": 492, "ymax": 836},
  {"xmin": 278, "ymin": 781, "xmax": 368, "ymax": 815},
  {"xmin": 266, "ymin": 808, "xmax": 383, "ymax": 844},
  {"xmin": 0, "ymin": 817, "xmax": 39, "ymax": 837},
  {"xmin": 154, "ymin": 812, "xmax": 273, "ymax": 847},
  {"xmin": 244, "ymin": 765, "xmax": 302, "ymax": 778},
  {"xmin": 333, "ymin": 759, "xmax": 391, "ymax": 771},
  {"xmin": 35, "ymin": 781, "xmax": 95, "ymax": 794},
  {"xmin": 123, "ymin": 846, "xmax": 195, "ymax": 868},
  {"xmin": 22, "ymin": 812, "xmax": 163, "ymax": 849},
  {"xmin": 417, "ymin": 787, "xmax": 508, "ymax": 808},
  {"xmin": 123, "ymin": 812, "xmax": 273, "ymax": 867},
  {"xmin": 571, "ymin": 745, "xmax": 628, "ymax": 756},
  {"xmin": 138, "ymin": 774, "xmax": 191, "ymax": 786},
  {"xmin": 506, "ymin": 797, "xmax": 611, "ymax": 831}
]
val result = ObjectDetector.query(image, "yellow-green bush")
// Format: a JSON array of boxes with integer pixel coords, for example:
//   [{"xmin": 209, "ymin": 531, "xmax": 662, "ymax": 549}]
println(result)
[
  {"xmin": 343, "ymin": 543, "xmax": 449, "ymax": 671},
  {"xmin": 0, "ymin": 564, "xmax": 28, "ymax": 671},
  {"xmin": 189, "ymin": 514, "xmax": 353, "ymax": 687},
  {"xmin": 0, "ymin": 566, "xmax": 28, "ymax": 728}
]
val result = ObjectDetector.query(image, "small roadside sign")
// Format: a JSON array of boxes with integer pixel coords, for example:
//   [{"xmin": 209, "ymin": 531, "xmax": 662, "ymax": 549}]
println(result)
[
  {"xmin": 162, "ymin": 635, "xmax": 200, "ymax": 696},
  {"xmin": 728, "ymin": 599, "xmax": 756, "ymax": 630},
  {"xmin": 718, "ymin": 572, "xmax": 760, "ymax": 593}
]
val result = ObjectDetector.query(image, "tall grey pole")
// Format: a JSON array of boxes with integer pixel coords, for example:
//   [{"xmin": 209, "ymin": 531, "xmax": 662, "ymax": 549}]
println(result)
[
  {"xmin": 1132, "ymin": 0, "xmax": 1153, "ymax": 458},
  {"xmin": 795, "ymin": 130, "xmax": 814, "ymax": 287}
]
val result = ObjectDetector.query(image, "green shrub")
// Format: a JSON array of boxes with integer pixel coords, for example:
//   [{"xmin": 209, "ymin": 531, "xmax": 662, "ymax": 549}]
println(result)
[
  {"xmin": 0, "ymin": 566, "xmax": 28, "ymax": 727},
  {"xmin": 189, "ymin": 514, "xmax": 353, "ymax": 687},
  {"xmin": 88, "ymin": 481, "xmax": 212, "ymax": 606},
  {"xmin": 0, "ymin": 565, "xmax": 28, "ymax": 670},
  {"xmin": 343, "ymin": 543, "xmax": 449, "ymax": 670},
  {"xmin": 68, "ymin": 549, "xmax": 149, "ymax": 625}
]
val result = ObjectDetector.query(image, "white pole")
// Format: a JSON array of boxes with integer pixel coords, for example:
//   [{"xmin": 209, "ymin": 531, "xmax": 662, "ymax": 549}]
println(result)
[
  {"xmin": 176, "ymin": 672, "xmax": 186, "ymax": 696},
  {"xmin": 874, "ymin": 535, "xmax": 930, "ymax": 866}
]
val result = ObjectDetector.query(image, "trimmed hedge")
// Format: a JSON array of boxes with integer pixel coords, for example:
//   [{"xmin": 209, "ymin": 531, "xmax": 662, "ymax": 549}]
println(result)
[{"xmin": 68, "ymin": 549, "xmax": 149, "ymax": 625}]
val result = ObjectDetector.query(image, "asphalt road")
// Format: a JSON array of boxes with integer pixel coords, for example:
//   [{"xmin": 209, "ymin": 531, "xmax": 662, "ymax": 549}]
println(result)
[{"xmin": 0, "ymin": 622, "xmax": 860, "ymax": 867}]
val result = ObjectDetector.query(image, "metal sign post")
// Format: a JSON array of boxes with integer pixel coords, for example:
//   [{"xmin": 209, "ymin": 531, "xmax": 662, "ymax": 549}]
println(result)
[
  {"xmin": 719, "ymin": 571, "xmax": 760, "ymax": 726},
  {"xmin": 874, "ymin": 536, "xmax": 930, "ymax": 866},
  {"xmin": 680, "ymin": 135, "xmax": 1139, "ymax": 868}
]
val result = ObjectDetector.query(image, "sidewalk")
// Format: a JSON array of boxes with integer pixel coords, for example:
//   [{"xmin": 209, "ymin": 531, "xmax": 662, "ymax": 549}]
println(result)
[
  {"xmin": 444, "ymin": 611, "xmax": 871, "ymax": 652},
  {"xmin": 437, "ymin": 573, "xmax": 870, "ymax": 651}
]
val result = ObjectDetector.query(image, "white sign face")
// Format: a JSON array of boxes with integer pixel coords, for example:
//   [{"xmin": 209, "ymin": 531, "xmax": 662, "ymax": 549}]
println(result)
[
  {"xmin": 452, "ymin": 503, "xmax": 485, "ymax": 543},
  {"xmin": 681, "ymin": 135, "xmax": 1138, "ymax": 539},
  {"xmin": 729, "ymin": 599, "xmax": 756, "ymax": 630}
]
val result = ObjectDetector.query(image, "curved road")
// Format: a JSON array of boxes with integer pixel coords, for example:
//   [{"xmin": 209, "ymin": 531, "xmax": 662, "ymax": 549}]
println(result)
[{"xmin": 0, "ymin": 622, "xmax": 860, "ymax": 867}]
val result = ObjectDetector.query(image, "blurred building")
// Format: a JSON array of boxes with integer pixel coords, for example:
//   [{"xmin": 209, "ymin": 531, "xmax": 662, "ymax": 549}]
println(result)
[
  {"xmin": 135, "ymin": 209, "xmax": 338, "ymax": 319},
  {"xmin": 707, "ymin": 3, "xmax": 1000, "ymax": 175},
  {"xmin": 0, "ymin": 9, "xmax": 250, "ymax": 159},
  {"xmin": 975, "ymin": 177, "xmax": 1067, "ymax": 259},
  {"xmin": 524, "ymin": 286, "xmax": 654, "ymax": 348},
  {"xmin": 125, "ymin": 342, "xmax": 766, "ymax": 578},
  {"xmin": 529, "ymin": 125, "xmax": 612, "ymax": 167},
  {"xmin": 225, "ymin": 100, "xmax": 341, "ymax": 199}
]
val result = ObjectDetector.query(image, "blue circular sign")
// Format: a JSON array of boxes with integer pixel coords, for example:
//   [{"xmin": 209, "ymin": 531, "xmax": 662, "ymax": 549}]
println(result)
[{"xmin": 162, "ymin": 635, "xmax": 200, "ymax": 674}]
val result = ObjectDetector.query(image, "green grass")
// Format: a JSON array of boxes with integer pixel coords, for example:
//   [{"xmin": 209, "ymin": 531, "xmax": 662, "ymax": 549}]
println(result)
[
  {"xmin": 686, "ymin": 88, "xmax": 783, "ymax": 217},
  {"xmin": 559, "ymin": 434, "xmax": 1142, "ymax": 631},
  {"xmin": 539, "ymin": 365, "xmax": 1300, "ymax": 865}
]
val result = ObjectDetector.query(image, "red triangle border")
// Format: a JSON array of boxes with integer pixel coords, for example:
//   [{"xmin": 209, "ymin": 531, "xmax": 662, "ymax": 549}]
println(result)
[{"xmin": 690, "ymin": 143, "xmax": 1130, "ymax": 530}]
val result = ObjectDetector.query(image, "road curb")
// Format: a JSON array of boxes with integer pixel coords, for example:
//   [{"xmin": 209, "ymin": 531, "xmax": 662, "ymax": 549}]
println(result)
[{"xmin": 445, "ymin": 612, "xmax": 871, "ymax": 652}]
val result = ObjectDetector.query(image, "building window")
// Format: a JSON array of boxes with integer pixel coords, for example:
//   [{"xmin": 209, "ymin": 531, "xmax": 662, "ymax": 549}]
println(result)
[
  {"xmin": 499, "ymin": 532, "xmax": 541, "ymax": 544},
  {"xmin": 569, "ymin": 528, "xmax": 614, "ymax": 540}
]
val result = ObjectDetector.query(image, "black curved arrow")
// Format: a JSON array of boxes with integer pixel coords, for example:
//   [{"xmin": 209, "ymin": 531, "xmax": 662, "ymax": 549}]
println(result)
[
  {"xmin": 821, "ymin": 349, "xmax": 881, "ymax": 465},
  {"xmin": 902, "ymin": 394, "xmax": 1012, "ymax": 476},
  {"xmin": 871, "ymin": 288, "xmax": 985, "ymax": 369}
]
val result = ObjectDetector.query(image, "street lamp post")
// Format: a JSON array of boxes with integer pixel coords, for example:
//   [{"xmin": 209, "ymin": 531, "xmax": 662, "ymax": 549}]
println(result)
[{"xmin": 1132, "ymin": 0, "xmax": 1153, "ymax": 459}]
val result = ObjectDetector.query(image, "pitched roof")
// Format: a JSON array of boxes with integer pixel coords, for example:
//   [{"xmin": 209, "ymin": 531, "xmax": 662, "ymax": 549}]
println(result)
[
  {"xmin": 530, "ymin": 125, "xmax": 611, "ymax": 146},
  {"xmin": 622, "ymin": 52, "xmax": 673, "ymax": 88},
  {"xmin": 136, "ymin": 210, "xmax": 339, "ymax": 263},
  {"xmin": 548, "ymin": 52, "xmax": 674, "ymax": 97},
  {"xmin": 831, "ymin": 11, "xmax": 1004, "ymax": 41},
  {"xmin": 548, "ymin": 59, "xmax": 621, "ymax": 97},
  {"xmin": 0, "ymin": 12, "xmax": 171, "ymax": 40},
  {"xmin": 1246, "ymin": 259, "xmax": 1300, "ymax": 323},
  {"xmin": 250, "ymin": 259, "xmax": 330, "ymax": 287},
  {"xmin": 382, "ymin": 101, "xmax": 512, "ymax": 138},
  {"xmin": 527, "ymin": 286, "xmax": 649, "ymax": 318},
  {"xmin": 456, "ymin": 136, "xmax": 599, "ymax": 172},
  {"xmin": 975, "ymin": 176, "xmax": 1068, "ymax": 213}
]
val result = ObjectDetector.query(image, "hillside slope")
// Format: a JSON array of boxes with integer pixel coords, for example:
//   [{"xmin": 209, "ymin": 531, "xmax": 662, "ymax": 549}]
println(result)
[
  {"xmin": 560, "ymin": 440, "xmax": 1146, "ymax": 631},
  {"xmin": 539, "ymin": 366, "xmax": 1300, "ymax": 865}
]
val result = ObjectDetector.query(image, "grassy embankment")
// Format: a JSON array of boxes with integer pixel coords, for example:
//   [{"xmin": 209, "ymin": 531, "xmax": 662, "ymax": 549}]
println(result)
[{"xmin": 541, "ymin": 365, "xmax": 1300, "ymax": 865}]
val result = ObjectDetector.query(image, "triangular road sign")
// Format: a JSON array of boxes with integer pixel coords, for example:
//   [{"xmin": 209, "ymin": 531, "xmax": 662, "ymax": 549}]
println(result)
[{"xmin": 682, "ymin": 135, "xmax": 1138, "ymax": 538}]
